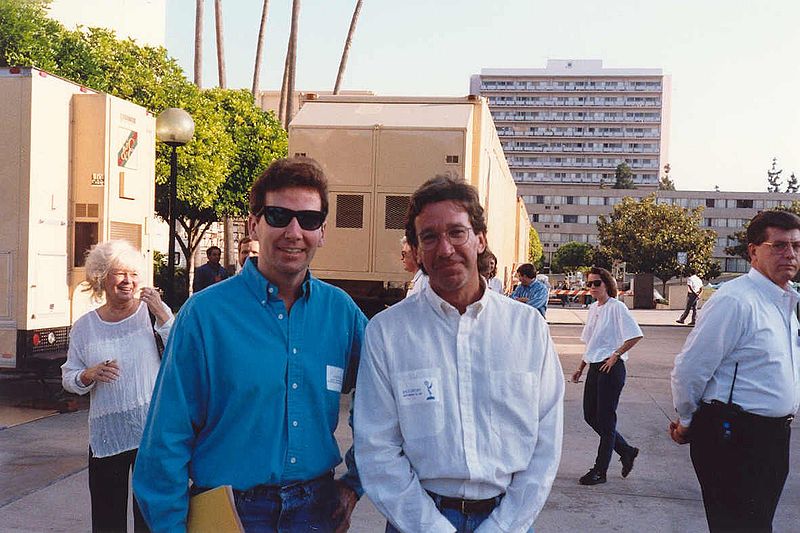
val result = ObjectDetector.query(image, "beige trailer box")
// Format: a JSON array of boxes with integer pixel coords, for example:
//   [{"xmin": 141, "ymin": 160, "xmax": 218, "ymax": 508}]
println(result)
[
  {"xmin": 288, "ymin": 95, "xmax": 530, "ymax": 313},
  {"xmin": 0, "ymin": 67, "xmax": 156, "ymax": 370}
]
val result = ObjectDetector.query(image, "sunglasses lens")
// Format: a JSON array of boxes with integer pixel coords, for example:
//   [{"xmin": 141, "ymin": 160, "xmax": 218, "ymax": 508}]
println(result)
[
  {"xmin": 589, "ymin": 280, "xmax": 602, "ymax": 287},
  {"xmin": 265, "ymin": 207, "xmax": 292, "ymax": 228},
  {"xmin": 296, "ymin": 212, "xmax": 324, "ymax": 230},
  {"xmin": 264, "ymin": 207, "xmax": 324, "ymax": 230}
]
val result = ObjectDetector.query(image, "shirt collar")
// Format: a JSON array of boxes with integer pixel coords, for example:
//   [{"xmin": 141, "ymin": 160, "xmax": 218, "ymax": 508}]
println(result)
[
  {"xmin": 240, "ymin": 257, "xmax": 315, "ymax": 301},
  {"xmin": 422, "ymin": 277, "xmax": 489, "ymax": 319},
  {"xmin": 747, "ymin": 267, "xmax": 800, "ymax": 304}
]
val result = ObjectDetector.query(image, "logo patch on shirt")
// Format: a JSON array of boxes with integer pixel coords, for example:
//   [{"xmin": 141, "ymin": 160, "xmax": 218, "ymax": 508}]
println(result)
[
  {"xmin": 399, "ymin": 377, "xmax": 438, "ymax": 404},
  {"xmin": 326, "ymin": 365, "xmax": 344, "ymax": 392}
]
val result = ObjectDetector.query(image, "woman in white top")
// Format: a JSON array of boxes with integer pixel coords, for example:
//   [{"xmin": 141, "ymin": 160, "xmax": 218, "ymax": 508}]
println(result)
[
  {"xmin": 479, "ymin": 249, "xmax": 504, "ymax": 293},
  {"xmin": 61, "ymin": 240, "xmax": 173, "ymax": 533},
  {"xmin": 571, "ymin": 267, "xmax": 643, "ymax": 486}
]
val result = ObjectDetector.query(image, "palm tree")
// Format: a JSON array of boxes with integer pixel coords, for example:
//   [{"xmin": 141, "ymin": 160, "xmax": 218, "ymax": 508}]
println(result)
[
  {"xmin": 214, "ymin": 0, "xmax": 226, "ymax": 88},
  {"xmin": 278, "ymin": 47, "xmax": 290, "ymax": 126},
  {"xmin": 333, "ymin": 0, "xmax": 363, "ymax": 95},
  {"xmin": 251, "ymin": 0, "xmax": 271, "ymax": 100},
  {"xmin": 283, "ymin": 0, "xmax": 301, "ymax": 128},
  {"xmin": 194, "ymin": 0, "xmax": 204, "ymax": 86}
]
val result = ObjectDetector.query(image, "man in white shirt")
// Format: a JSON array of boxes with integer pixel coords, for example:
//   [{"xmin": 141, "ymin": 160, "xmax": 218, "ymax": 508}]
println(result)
[
  {"xmin": 670, "ymin": 210, "xmax": 800, "ymax": 532},
  {"xmin": 355, "ymin": 176, "xmax": 564, "ymax": 533},
  {"xmin": 676, "ymin": 272, "xmax": 703, "ymax": 325}
]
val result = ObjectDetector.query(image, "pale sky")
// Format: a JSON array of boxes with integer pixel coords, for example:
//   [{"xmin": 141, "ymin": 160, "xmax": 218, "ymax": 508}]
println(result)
[{"xmin": 166, "ymin": 0, "xmax": 800, "ymax": 193}]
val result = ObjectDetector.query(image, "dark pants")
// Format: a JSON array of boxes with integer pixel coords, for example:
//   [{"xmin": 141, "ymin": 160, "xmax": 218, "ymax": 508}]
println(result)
[
  {"xmin": 583, "ymin": 361, "xmax": 635, "ymax": 474},
  {"xmin": 88, "ymin": 447, "xmax": 148, "ymax": 533},
  {"xmin": 678, "ymin": 292, "xmax": 699, "ymax": 323},
  {"xmin": 194, "ymin": 471, "xmax": 340, "ymax": 533},
  {"xmin": 690, "ymin": 403, "xmax": 791, "ymax": 533}
]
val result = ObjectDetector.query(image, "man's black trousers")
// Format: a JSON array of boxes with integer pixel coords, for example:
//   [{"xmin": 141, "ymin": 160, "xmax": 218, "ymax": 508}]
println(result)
[{"xmin": 689, "ymin": 403, "xmax": 791, "ymax": 533}]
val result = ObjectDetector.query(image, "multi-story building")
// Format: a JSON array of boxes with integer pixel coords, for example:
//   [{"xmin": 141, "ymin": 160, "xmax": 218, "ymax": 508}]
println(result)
[
  {"xmin": 525, "ymin": 188, "xmax": 798, "ymax": 273},
  {"xmin": 471, "ymin": 59, "xmax": 671, "ymax": 188}
]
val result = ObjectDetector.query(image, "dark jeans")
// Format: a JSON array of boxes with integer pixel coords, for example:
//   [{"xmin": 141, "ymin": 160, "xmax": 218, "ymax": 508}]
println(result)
[
  {"xmin": 690, "ymin": 403, "xmax": 791, "ymax": 533},
  {"xmin": 384, "ymin": 492, "xmax": 531, "ymax": 533},
  {"xmin": 88, "ymin": 447, "xmax": 148, "ymax": 533},
  {"xmin": 583, "ymin": 361, "xmax": 635, "ymax": 474},
  {"xmin": 678, "ymin": 292, "xmax": 699, "ymax": 323},
  {"xmin": 194, "ymin": 471, "xmax": 340, "ymax": 533}
]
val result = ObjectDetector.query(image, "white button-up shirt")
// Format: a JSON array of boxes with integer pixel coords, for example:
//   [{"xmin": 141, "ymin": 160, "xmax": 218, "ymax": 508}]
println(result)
[
  {"xmin": 671, "ymin": 268, "xmax": 800, "ymax": 426},
  {"xmin": 355, "ymin": 284, "xmax": 564, "ymax": 533}
]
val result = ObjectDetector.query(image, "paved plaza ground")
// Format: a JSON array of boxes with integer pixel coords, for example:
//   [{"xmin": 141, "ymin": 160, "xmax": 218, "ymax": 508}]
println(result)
[{"xmin": 1, "ymin": 311, "xmax": 798, "ymax": 532}]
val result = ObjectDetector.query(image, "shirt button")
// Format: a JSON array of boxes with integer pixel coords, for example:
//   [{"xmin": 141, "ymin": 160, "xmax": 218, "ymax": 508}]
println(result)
[
  {"xmin": 268, "ymin": 287, "xmax": 274, "ymax": 294},
  {"xmin": 292, "ymin": 383, "xmax": 298, "ymax": 389},
  {"xmin": 278, "ymin": 313, "xmax": 284, "ymax": 320},
  {"xmin": 292, "ymin": 348, "xmax": 298, "ymax": 354},
  {"xmin": 292, "ymin": 420, "xmax": 298, "ymax": 427},
  {"xmin": 261, "ymin": 300, "xmax": 266, "ymax": 306},
  {"xmin": 290, "ymin": 457, "xmax": 297, "ymax": 464}
]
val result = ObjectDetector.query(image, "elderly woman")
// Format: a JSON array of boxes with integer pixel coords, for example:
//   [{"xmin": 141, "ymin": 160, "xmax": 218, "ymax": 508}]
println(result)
[
  {"xmin": 61, "ymin": 240, "xmax": 173, "ymax": 533},
  {"xmin": 479, "ymin": 249, "xmax": 504, "ymax": 293},
  {"xmin": 571, "ymin": 267, "xmax": 643, "ymax": 486}
]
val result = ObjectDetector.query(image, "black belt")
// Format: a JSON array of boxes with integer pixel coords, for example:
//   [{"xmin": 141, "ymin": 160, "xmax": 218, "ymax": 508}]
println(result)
[
  {"xmin": 427, "ymin": 491, "xmax": 502, "ymax": 514},
  {"xmin": 701, "ymin": 402, "xmax": 795, "ymax": 429}
]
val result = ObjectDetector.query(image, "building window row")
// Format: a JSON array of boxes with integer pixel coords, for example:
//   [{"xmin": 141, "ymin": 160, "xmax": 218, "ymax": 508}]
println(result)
[
  {"xmin": 513, "ymin": 171, "xmax": 658, "ymax": 184},
  {"xmin": 480, "ymin": 80, "xmax": 662, "ymax": 92},
  {"xmin": 488, "ymin": 95, "xmax": 661, "ymax": 108},
  {"xmin": 501, "ymin": 141, "xmax": 659, "ymax": 154},
  {"xmin": 508, "ymin": 156, "xmax": 659, "ymax": 169},
  {"xmin": 496, "ymin": 125, "xmax": 660, "ymax": 139},
  {"xmin": 492, "ymin": 111, "xmax": 661, "ymax": 123}
]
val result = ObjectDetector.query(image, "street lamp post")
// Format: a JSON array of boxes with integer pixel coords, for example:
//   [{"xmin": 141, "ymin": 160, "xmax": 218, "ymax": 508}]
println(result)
[{"xmin": 156, "ymin": 108, "xmax": 194, "ymax": 308}]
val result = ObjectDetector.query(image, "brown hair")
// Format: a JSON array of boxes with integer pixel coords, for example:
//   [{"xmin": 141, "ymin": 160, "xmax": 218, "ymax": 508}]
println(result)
[
  {"xmin": 405, "ymin": 175, "xmax": 487, "ymax": 249},
  {"xmin": 249, "ymin": 156, "xmax": 329, "ymax": 216},
  {"xmin": 479, "ymin": 249, "xmax": 498, "ymax": 279},
  {"xmin": 746, "ymin": 210, "xmax": 800, "ymax": 245},
  {"xmin": 589, "ymin": 266, "xmax": 617, "ymax": 298}
]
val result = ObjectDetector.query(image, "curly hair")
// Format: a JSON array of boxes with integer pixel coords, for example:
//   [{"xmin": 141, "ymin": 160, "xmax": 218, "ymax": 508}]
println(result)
[
  {"xmin": 589, "ymin": 266, "xmax": 618, "ymax": 298},
  {"xmin": 82, "ymin": 240, "xmax": 145, "ymax": 302}
]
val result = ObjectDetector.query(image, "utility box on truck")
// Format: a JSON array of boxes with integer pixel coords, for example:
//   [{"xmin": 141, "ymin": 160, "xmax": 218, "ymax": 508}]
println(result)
[
  {"xmin": 288, "ymin": 95, "xmax": 530, "ymax": 314},
  {"xmin": 0, "ymin": 67, "xmax": 156, "ymax": 370}
]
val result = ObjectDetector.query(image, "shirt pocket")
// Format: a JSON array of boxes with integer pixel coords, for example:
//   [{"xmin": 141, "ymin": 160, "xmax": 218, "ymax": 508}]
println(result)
[
  {"xmin": 488, "ymin": 371, "xmax": 536, "ymax": 438},
  {"xmin": 394, "ymin": 368, "xmax": 444, "ymax": 439}
]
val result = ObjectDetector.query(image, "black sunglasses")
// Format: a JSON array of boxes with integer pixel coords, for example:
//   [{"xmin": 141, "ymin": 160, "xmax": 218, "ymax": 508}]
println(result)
[
  {"xmin": 587, "ymin": 279, "xmax": 603, "ymax": 287},
  {"xmin": 257, "ymin": 206, "xmax": 326, "ymax": 231}
]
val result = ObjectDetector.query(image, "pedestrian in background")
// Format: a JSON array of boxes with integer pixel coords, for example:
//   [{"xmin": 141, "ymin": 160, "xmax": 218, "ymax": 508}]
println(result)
[
  {"xmin": 479, "ymin": 248, "xmax": 504, "ymax": 293},
  {"xmin": 510, "ymin": 263, "xmax": 549, "ymax": 316},
  {"xmin": 670, "ymin": 210, "xmax": 800, "ymax": 532},
  {"xmin": 192, "ymin": 245, "xmax": 228, "ymax": 292},
  {"xmin": 676, "ymin": 271, "xmax": 703, "ymax": 325},
  {"xmin": 402, "ymin": 236, "xmax": 428, "ymax": 297},
  {"xmin": 61, "ymin": 240, "xmax": 173, "ymax": 533},
  {"xmin": 571, "ymin": 266, "xmax": 642, "ymax": 486},
  {"xmin": 236, "ymin": 236, "xmax": 259, "ymax": 272}
]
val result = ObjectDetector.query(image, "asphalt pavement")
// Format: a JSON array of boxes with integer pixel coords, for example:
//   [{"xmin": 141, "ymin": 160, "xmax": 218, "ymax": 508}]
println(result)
[{"xmin": 0, "ymin": 312, "xmax": 798, "ymax": 532}]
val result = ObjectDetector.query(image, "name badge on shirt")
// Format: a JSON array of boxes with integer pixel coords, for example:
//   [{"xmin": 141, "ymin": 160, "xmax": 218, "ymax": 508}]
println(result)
[
  {"xmin": 326, "ymin": 365, "xmax": 344, "ymax": 392},
  {"xmin": 399, "ymin": 377, "xmax": 439, "ymax": 405}
]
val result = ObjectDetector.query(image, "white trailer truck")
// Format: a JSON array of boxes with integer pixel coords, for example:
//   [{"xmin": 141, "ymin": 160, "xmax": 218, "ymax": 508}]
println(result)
[
  {"xmin": 0, "ymin": 67, "xmax": 156, "ymax": 371},
  {"xmin": 288, "ymin": 95, "xmax": 530, "ymax": 315}
]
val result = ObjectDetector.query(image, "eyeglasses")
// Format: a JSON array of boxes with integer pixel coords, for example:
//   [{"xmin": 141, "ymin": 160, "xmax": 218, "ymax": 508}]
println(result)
[
  {"xmin": 587, "ymin": 279, "xmax": 603, "ymax": 287},
  {"xmin": 760, "ymin": 240, "xmax": 800, "ymax": 255},
  {"xmin": 417, "ymin": 226, "xmax": 473, "ymax": 251},
  {"xmin": 256, "ymin": 206, "xmax": 326, "ymax": 231}
]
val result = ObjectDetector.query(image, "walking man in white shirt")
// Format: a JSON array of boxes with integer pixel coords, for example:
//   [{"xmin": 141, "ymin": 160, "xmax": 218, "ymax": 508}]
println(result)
[
  {"xmin": 355, "ymin": 176, "xmax": 564, "ymax": 533},
  {"xmin": 670, "ymin": 210, "xmax": 800, "ymax": 532},
  {"xmin": 676, "ymin": 271, "xmax": 703, "ymax": 325}
]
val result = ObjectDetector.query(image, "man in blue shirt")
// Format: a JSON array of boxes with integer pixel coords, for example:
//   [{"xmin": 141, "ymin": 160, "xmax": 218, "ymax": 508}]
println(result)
[
  {"xmin": 511, "ymin": 263, "xmax": 549, "ymax": 317},
  {"xmin": 134, "ymin": 157, "xmax": 366, "ymax": 532},
  {"xmin": 192, "ymin": 245, "xmax": 228, "ymax": 292}
]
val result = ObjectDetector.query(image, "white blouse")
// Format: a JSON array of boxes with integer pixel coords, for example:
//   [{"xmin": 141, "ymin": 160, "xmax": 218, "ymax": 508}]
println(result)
[
  {"xmin": 580, "ymin": 297, "xmax": 643, "ymax": 363},
  {"xmin": 61, "ymin": 302, "xmax": 173, "ymax": 458}
]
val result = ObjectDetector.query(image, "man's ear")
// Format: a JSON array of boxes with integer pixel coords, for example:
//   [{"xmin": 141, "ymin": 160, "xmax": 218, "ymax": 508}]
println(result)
[
  {"xmin": 477, "ymin": 232, "xmax": 487, "ymax": 254},
  {"xmin": 318, "ymin": 221, "xmax": 326, "ymax": 247},
  {"xmin": 248, "ymin": 214, "xmax": 259, "ymax": 240}
]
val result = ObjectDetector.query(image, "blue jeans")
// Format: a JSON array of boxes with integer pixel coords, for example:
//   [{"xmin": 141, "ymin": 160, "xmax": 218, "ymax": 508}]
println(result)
[
  {"xmin": 193, "ymin": 472, "xmax": 339, "ymax": 533},
  {"xmin": 583, "ymin": 361, "xmax": 635, "ymax": 473},
  {"xmin": 384, "ymin": 492, "xmax": 533, "ymax": 533}
]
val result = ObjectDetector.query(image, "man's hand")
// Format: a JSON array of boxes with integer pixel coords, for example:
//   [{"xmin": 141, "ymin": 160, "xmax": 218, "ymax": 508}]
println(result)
[
  {"xmin": 570, "ymin": 368, "xmax": 583, "ymax": 383},
  {"xmin": 332, "ymin": 481, "xmax": 358, "ymax": 533},
  {"xmin": 669, "ymin": 420, "xmax": 690, "ymax": 445},
  {"xmin": 599, "ymin": 353, "xmax": 619, "ymax": 373},
  {"xmin": 515, "ymin": 297, "xmax": 529, "ymax": 303}
]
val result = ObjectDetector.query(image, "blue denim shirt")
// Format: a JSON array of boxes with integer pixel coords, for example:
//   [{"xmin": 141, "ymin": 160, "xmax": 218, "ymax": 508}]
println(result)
[
  {"xmin": 510, "ymin": 280, "xmax": 549, "ymax": 317},
  {"xmin": 133, "ymin": 259, "xmax": 366, "ymax": 532}
]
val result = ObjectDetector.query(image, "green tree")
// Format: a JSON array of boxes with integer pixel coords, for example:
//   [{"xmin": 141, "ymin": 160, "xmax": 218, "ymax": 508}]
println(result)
[
  {"xmin": 551, "ymin": 241, "xmax": 594, "ymax": 273},
  {"xmin": 785, "ymin": 172, "xmax": 798, "ymax": 193},
  {"xmin": 597, "ymin": 194, "xmax": 718, "ymax": 293},
  {"xmin": 658, "ymin": 163, "xmax": 675, "ymax": 190},
  {"xmin": 767, "ymin": 157, "xmax": 783, "ymax": 192},
  {"xmin": 612, "ymin": 162, "xmax": 636, "ymax": 189},
  {"xmin": 528, "ymin": 227, "xmax": 543, "ymax": 265}
]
